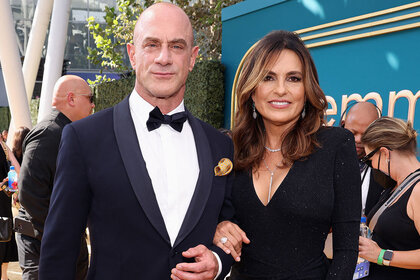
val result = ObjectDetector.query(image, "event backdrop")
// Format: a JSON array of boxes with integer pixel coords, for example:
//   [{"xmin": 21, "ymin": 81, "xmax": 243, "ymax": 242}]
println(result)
[{"xmin": 222, "ymin": 0, "xmax": 420, "ymax": 136}]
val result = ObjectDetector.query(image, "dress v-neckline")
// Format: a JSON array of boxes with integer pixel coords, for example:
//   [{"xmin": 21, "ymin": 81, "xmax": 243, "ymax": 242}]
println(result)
[{"xmin": 251, "ymin": 163, "xmax": 295, "ymax": 207}]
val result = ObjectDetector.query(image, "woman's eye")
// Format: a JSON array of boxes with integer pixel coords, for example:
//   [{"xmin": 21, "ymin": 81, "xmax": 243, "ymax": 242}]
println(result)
[
  {"xmin": 263, "ymin": 75, "xmax": 274, "ymax": 81},
  {"xmin": 288, "ymin": 76, "xmax": 302, "ymax": 82}
]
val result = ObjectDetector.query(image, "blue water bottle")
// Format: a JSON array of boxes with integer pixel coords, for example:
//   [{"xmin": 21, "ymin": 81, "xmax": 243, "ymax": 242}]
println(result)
[{"xmin": 7, "ymin": 166, "xmax": 18, "ymax": 192}]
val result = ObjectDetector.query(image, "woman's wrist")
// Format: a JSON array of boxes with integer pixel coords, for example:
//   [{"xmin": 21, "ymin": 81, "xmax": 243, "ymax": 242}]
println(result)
[{"xmin": 377, "ymin": 249, "xmax": 386, "ymax": 265}]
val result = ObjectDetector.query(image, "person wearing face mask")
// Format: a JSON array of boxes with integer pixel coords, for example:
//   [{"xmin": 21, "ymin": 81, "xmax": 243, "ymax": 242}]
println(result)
[
  {"xmin": 342, "ymin": 102, "xmax": 385, "ymax": 217},
  {"xmin": 359, "ymin": 117, "xmax": 420, "ymax": 279}
]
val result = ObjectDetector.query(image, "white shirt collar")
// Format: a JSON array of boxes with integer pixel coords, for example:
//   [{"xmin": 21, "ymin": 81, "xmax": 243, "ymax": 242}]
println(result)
[{"xmin": 129, "ymin": 89, "xmax": 186, "ymax": 129}]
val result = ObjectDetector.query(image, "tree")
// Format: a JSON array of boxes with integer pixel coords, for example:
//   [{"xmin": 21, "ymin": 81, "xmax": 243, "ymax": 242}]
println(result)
[{"xmin": 86, "ymin": 0, "xmax": 243, "ymax": 80}]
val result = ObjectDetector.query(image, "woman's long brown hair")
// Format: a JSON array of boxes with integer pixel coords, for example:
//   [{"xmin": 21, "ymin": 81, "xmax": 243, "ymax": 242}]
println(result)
[{"xmin": 233, "ymin": 30, "xmax": 327, "ymax": 171}]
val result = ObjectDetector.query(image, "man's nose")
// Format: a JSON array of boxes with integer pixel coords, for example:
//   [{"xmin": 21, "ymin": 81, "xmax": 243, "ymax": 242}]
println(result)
[{"xmin": 155, "ymin": 47, "xmax": 172, "ymax": 65}]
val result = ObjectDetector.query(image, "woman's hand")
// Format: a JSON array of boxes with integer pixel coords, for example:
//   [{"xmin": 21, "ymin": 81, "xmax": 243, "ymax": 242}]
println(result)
[
  {"xmin": 359, "ymin": 236, "xmax": 382, "ymax": 263},
  {"xmin": 213, "ymin": 221, "xmax": 250, "ymax": 262},
  {"xmin": 0, "ymin": 177, "xmax": 7, "ymax": 191}
]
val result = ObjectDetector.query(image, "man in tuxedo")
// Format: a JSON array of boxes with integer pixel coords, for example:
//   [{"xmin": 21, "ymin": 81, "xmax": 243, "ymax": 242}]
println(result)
[
  {"xmin": 342, "ymin": 102, "xmax": 384, "ymax": 216},
  {"xmin": 39, "ymin": 3, "xmax": 234, "ymax": 280},
  {"xmin": 17, "ymin": 75, "xmax": 94, "ymax": 280}
]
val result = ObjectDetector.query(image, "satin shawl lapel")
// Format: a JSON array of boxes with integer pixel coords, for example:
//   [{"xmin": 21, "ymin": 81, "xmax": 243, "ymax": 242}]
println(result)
[
  {"xmin": 113, "ymin": 97, "xmax": 170, "ymax": 244},
  {"xmin": 173, "ymin": 111, "xmax": 214, "ymax": 248}
]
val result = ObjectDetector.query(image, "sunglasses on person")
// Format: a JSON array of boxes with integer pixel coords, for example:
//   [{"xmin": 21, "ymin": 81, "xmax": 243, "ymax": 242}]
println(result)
[
  {"xmin": 360, "ymin": 146, "xmax": 392, "ymax": 167},
  {"xmin": 73, "ymin": 92, "xmax": 94, "ymax": 103}
]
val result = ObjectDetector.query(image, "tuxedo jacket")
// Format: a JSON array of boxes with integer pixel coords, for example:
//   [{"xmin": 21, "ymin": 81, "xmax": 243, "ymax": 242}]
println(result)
[{"xmin": 39, "ymin": 97, "xmax": 235, "ymax": 279}]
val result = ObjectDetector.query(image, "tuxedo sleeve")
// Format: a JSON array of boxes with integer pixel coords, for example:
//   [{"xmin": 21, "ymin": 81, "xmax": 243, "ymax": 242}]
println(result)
[
  {"xmin": 39, "ymin": 125, "xmax": 91, "ymax": 280},
  {"xmin": 213, "ymin": 139, "xmax": 235, "ymax": 279}
]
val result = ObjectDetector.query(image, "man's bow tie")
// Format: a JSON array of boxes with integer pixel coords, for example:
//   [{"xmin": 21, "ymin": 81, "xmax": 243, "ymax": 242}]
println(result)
[{"xmin": 146, "ymin": 106, "xmax": 187, "ymax": 132}]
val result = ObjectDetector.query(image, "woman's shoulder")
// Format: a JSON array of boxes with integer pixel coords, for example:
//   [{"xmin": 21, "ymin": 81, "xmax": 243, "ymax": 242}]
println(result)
[
  {"xmin": 317, "ymin": 126, "xmax": 354, "ymax": 142},
  {"xmin": 316, "ymin": 126, "xmax": 355, "ymax": 149}
]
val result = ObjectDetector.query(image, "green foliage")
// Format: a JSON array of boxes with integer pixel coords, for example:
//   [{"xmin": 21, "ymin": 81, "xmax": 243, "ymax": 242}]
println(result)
[
  {"xmin": 87, "ymin": 0, "xmax": 144, "ymax": 73},
  {"xmin": 0, "ymin": 99, "xmax": 38, "ymax": 131},
  {"xmin": 184, "ymin": 60, "xmax": 224, "ymax": 128},
  {"xmin": 93, "ymin": 60, "xmax": 224, "ymax": 128},
  {"xmin": 0, "ymin": 107, "xmax": 11, "ymax": 131},
  {"xmin": 93, "ymin": 75, "xmax": 135, "ymax": 112},
  {"xmin": 86, "ymin": 0, "xmax": 243, "ymax": 80},
  {"xmin": 87, "ymin": 74, "xmax": 114, "ymax": 86},
  {"xmin": 173, "ymin": 0, "xmax": 243, "ymax": 60},
  {"xmin": 30, "ymin": 98, "xmax": 40, "ymax": 126}
]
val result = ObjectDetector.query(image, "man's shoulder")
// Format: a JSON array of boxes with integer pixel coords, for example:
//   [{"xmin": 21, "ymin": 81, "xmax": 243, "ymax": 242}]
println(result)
[
  {"xmin": 70, "ymin": 106, "xmax": 114, "ymax": 130},
  {"xmin": 24, "ymin": 115, "xmax": 64, "ymax": 148},
  {"xmin": 192, "ymin": 117, "xmax": 232, "ymax": 148}
]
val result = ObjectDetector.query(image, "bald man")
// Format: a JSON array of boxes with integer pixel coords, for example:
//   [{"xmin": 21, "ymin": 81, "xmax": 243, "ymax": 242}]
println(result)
[
  {"xmin": 16, "ymin": 75, "xmax": 94, "ymax": 280},
  {"xmin": 39, "ymin": 3, "xmax": 234, "ymax": 280},
  {"xmin": 342, "ymin": 102, "xmax": 384, "ymax": 216}
]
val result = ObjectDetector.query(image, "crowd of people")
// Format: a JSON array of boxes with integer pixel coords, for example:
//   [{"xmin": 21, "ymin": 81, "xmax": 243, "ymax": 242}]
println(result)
[{"xmin": 0, "ymin": 2, "xmax": 419, "ymax": 280}]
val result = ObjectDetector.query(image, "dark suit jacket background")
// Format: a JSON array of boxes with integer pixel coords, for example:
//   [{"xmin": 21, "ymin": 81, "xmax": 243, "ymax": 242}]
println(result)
[
  {"xmin": 39, "ymin": 97, "xmax": 235, "ymax": 279},
  {"xmin": 18, "ymin": 109, "xmax": 71, "ymax": 239}
]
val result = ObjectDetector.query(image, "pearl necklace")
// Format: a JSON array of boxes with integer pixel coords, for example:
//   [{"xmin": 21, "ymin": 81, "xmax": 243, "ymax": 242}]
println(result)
[{"xmin": 265, "ymin": 146, "xmax": 281, "ymax": 152}]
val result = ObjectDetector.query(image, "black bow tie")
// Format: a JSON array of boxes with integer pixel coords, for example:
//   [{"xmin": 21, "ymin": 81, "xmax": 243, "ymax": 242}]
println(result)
[{"xmin": 146, "ymin": 106, "xmax": 187, "ymax": 132}]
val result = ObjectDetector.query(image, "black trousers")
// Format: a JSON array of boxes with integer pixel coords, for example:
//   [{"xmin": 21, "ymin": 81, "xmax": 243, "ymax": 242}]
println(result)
[{"xmin": 17, "ymin": 233, "xmax": 88, "ymax": 280}]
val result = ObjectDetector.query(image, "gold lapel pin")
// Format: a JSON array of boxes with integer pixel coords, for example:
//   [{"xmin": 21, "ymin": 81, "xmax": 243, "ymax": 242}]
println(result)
[{"xmin": 214, "ymin": 158, "xmax": 233, "ymax": 176}]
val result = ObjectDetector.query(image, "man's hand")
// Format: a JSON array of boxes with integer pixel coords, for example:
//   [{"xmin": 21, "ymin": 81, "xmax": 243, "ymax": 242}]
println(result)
[{"xmin": 170, "ymin": 245, "xmax": 218, "ymax": 280}]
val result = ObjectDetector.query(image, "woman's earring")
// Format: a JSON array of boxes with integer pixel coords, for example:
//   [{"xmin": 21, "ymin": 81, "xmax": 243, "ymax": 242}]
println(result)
[
  {"xmin": 252, "ymin": 102, "xmax": 257, "ymax": 119},
  {"xmin": 301, "ymin": 104, "xmax": 306, "ymax": 118}
]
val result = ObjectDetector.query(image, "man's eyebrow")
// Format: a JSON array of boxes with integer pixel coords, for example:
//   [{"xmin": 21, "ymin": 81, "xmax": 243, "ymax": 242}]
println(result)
[
  {"xmin": 169, "ymin": 39, "xmax": 187, "ymax": 45},
  {"xmin": 142, "ymin": 37, "xmax": 188, "ymax": 46},
  {"xmin": 142, "ymin": 37, "xmax": 160, "ymax": 43}
]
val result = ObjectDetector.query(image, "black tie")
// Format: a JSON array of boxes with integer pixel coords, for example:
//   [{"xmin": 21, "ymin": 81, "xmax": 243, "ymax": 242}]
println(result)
[{"xmin": 146, "ymin": 106, "xmax": 187, "ymax": 132}]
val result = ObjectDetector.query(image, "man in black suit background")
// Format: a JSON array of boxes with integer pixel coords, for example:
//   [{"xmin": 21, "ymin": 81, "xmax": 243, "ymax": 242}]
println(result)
[
  {"xmin": 17, "ymin": 75, "xmax": 94, "ymax": 280},
  {"xmin": 342, "ymin": 102, "xmax": 384, "ymax": 216},
  {"xmin": 39, "ymin": 3, "xmax": 234, "ymax": 280}
]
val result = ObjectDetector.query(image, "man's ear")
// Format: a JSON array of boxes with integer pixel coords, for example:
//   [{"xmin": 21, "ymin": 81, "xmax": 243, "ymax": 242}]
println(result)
[
  {"xmin": 127, "ymin": 43, "xmax": 136, "ymax": 68},
  {"xmin": 189, "ymin": 46, "xmax": 199, "ymax": 72},
  {"xmin": 67, "ymin": 92, "xmax": 76, "ymax": 107}
]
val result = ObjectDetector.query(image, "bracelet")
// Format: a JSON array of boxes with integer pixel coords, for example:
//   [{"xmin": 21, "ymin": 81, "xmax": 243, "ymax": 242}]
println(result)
[{"xmin": 377, "ymin": 249, "xmax": 386, "ymax": 265}]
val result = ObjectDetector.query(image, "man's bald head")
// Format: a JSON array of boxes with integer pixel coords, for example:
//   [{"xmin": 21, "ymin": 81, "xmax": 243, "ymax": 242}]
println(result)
[
  {"xmin": 52, "ymin": 75, "xmax": 94, "ymax": 122},
  {"xmin": 52, "ymin": 75, "xmax": 91, "ymax": 106},
  {"xmin": 343, "ymin": 102, "xmax": 380, "ymax": 158},
  {"xmin": 126, "ymin": 2, "xmax": 199, "ymax": 113},
  {"xmin": 346, "ymin": 102, "xmax": 380, "ymax": 124},
  {"xmin": 133, "ymin": 3, "xmax": 194, "ymax": 47}
]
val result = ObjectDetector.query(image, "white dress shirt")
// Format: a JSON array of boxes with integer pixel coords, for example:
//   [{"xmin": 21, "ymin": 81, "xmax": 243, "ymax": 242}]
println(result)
[
  {"xmin": 361, "ymin": 167, "xmax": 371, "ymax": 215},
  {"xmin": 129, "ymin": 91, "xmax": 222, "ymax": 277},
  {"xmin": 129, "ymin": 90, "xmax": 199, "ymax": 245},
  {"xmin": 129, "ymin": 91, "xmax": 222, "ymax": 278}
]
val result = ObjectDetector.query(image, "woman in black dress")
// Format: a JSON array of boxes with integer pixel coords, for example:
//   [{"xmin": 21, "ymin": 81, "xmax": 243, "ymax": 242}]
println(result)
[
  {"xmin": 359, "ymin": 117, "xmax": 420, "ymax": 279},
  {"xmin": 213, "ymin": 30, "xmax": 361, "ymax": 279}
]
